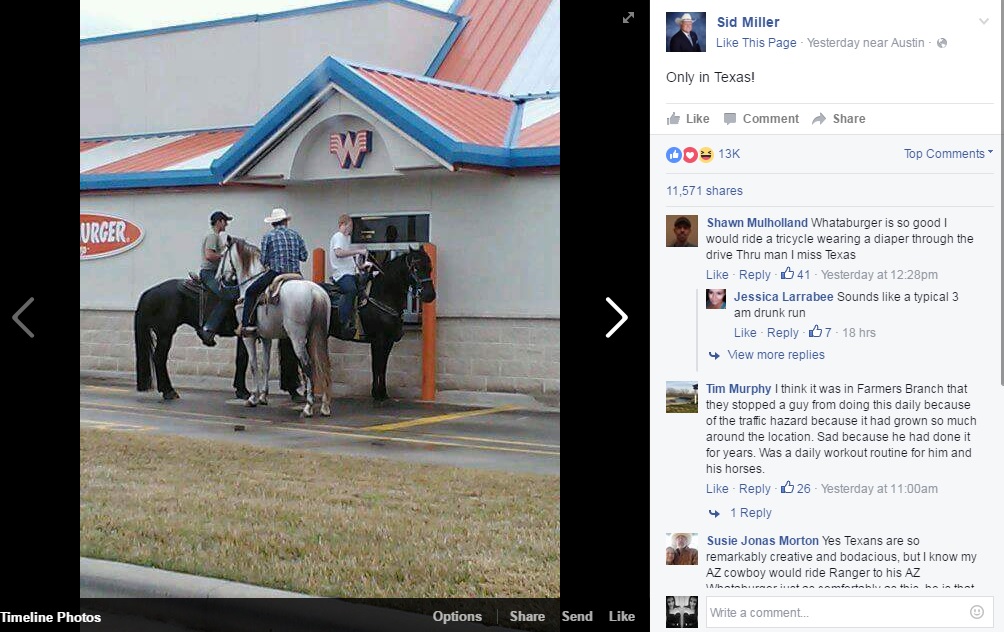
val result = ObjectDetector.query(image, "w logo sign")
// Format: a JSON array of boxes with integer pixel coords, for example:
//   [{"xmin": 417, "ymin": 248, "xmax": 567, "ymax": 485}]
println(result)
[{"xmin": 329, "ymin": 130, "xmax": 373, "ymax": 168}]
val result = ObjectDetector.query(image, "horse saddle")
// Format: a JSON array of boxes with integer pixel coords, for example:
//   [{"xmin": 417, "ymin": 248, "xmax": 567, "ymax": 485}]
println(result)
[
  {"xmin": 180, "ymin": 273, "xmax": 236, "ymax": 333},
  {"xmin": 264, "ymin": 273, "xmax": 303, "ymax": 305},
  {"xmin": 321, "ymin": 278, "xmax": 371, "ymax": 304},
  {"xmin": 321, "ymin": 278, "xmax": 404, "ymax": 343},
  {"xmin": 320, "ymin": 280, "xmax": 373, "ymax": 342}
]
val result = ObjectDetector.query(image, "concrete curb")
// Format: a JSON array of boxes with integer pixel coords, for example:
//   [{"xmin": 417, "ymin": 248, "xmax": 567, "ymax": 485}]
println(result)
[
  {"xmin": 80, "ymin": 370, "xmax": 560, "ymax": 412},
  {"xmin": 80, "ymin": 557, "xmax": 308, "ymax": 599},
  {"xmin": 80, "ymin": 558, "xmax": 516, "ymax": 632}
]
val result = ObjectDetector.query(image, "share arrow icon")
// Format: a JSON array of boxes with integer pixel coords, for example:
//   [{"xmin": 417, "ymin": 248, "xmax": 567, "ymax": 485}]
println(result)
[
  {"xmin": 812, "ymin": 112, "xmax": 826, "ymax": 125},
  {"xmin": 709, "ymin": 351, "xmax": 720, "ymax": 360},
  {"xmin": 709, "ymin": 509, "xmax": 720, "ymax": 518}
]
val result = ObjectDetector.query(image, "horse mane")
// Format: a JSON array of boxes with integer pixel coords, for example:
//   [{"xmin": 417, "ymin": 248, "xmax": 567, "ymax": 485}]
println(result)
[
  {"xmin": 383, "ymin": 248, "xmax": 427, "ymax": 272},
  {"xmin": 233, "ymin": 239, "xmax": 261, "ymax": 277}
]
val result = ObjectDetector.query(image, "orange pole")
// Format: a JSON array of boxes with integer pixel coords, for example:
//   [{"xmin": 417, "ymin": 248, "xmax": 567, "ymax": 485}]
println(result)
[
  {"xmin": 312, "ymin": 247, "xmax": 325, "ymax": 283},
  {"xmin": 421, "ymin": 243, "xmax": 437, "ymax": 401}
]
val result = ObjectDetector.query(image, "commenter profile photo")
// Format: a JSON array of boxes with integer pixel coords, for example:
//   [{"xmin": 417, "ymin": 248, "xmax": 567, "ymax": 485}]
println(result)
[
  {"xmin": 706, "ymin": 288, "xmax": 726, "ymax": 310},
  {"xmin": 666, "ymin": 12, "xmax": 706, "ymax": 52},
  {"xmin": 666, "ymin": 381, "xmax": 698, "ymax": 413},
  {"xmin": 666, "ymin": 215, "xmax": 698, "ymax": 247},
  {"xmin": 666, "ymin": 533, "xmax": 699, "ymax": 565}
]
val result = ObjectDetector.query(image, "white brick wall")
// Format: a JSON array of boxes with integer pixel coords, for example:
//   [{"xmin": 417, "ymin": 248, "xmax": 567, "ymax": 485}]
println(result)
[{"xmin": 81, "ymin": 310, "xmax": 560, "ymax": 395}]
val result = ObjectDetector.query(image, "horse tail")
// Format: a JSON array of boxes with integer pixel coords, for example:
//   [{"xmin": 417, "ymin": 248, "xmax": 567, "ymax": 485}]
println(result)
[
  {"xmin": 307, "ymin": 289, "xmax": 332, "ymax": 397},
  {"xmin": 134, "ymin": 293, "xmax": 155, "ymax": 391}
]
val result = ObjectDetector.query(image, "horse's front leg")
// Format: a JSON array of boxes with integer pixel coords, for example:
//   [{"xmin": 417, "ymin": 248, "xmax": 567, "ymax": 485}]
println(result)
[
  {"xmin": 244, "ymin": 337, "xmax": 260, "ymax": 406},
  {"xmin": 370, "ymin": 337, "xmax": 392, "ymax": 401},
  {"xmin": 259, "ymin": 338, "xmax": 272, "ymax": 406}
]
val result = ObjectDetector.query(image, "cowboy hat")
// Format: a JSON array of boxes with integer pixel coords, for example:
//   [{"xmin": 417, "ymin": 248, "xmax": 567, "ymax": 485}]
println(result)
[
  {"xmin": 264, "ymin": 208, "xmax": 291, "ymax": 224},
  {"xmin": 675, "ymin": 13, "xmax": 697, "ymax": 25},
  {"xmin": 671, "ymin": 533, "xmax": 693, "ymax": 547}
]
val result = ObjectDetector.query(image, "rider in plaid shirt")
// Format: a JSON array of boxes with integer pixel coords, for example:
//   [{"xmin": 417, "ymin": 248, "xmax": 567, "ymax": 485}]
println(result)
[
  {"xmin": 262, "ymin": 225, "xmax": 308, "ymax": 273},
  {"xmin": 240, "ymin": 208, "xmax": 308, "ymax": 334}
]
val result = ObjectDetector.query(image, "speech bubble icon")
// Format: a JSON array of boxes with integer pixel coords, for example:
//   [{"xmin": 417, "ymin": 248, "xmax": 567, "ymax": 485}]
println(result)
[{"xmin": 724, "ymin": 113, "xmax": 737, "ymax": 125}]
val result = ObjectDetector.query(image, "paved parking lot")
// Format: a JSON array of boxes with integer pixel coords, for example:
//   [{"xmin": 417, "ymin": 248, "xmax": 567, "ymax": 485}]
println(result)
[{"xmin": 80, "ymin": 380, "xmax": 559, "ymax": 475}]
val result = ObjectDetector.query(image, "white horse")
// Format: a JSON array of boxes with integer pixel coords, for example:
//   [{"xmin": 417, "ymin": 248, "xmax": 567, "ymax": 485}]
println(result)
[{"xmin": 217, "ymin": 238, "xmax": 332, "ymax": 417}]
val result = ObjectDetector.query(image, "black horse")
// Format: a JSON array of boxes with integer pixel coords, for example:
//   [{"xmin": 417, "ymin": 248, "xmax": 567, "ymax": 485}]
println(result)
[
  {"xmin": 134, "ymin": 279, "xmax": 300, "ymax": 400},
  {"xmin": 325, "ymin": 246, "xmax": 436, "ymax": 401}
]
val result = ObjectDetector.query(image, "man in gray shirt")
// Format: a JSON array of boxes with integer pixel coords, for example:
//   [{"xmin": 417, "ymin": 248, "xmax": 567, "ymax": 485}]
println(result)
[{"xmin": 197, "ymin": 210, "xmax": 233, "ymax": 346}]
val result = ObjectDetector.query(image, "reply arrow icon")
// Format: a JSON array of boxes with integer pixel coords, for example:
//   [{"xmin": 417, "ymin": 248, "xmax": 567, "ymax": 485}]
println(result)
[{"xmin": 605, "ymin": 297, "xmax": 627, "ymax": 338}]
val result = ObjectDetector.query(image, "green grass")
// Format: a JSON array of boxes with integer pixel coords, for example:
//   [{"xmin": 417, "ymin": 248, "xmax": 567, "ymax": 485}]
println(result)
[
  {"xmin": 80, "ymin": 429, "xmax": 559, "ymax": 598},
  {"xmin": 666, "ymin": 402, "xmax": 699, "ymax": 413}
]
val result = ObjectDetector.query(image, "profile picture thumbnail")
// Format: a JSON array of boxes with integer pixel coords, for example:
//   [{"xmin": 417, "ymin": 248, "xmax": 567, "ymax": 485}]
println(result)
[
  {"xmin": 666, "ymin": 12, "xmax": 706, "ymax": 52},
  {"xmin": 666, "ymin": 595, "xmax": 699, "ymax": 628},
  {"xmin": 666, "ymin": 215, "xmax": 698, "ymax": 247},
  {"xmin": 666, "ymin": 532, "xmax": 699, "ymax": 565},
  {"xmin": 666, "ymin": 381, "xmax": 698, "ymax": 413},
  {"xmin": 706, "ymin": 288, "xmax": 726, "ymax": 310}
]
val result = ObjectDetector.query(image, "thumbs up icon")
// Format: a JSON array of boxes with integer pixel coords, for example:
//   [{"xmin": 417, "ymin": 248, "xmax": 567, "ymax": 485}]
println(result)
[
  {"xmin": 781, "ymin": 266, "xmax": 794, "ymax": 280},
  {"xmin": 669, "ymin": 112, "xmax": 681, "ymax": 124},
  {"xmin": 809, "ymin": 325, "xmax": 823, "ymax": 338}
]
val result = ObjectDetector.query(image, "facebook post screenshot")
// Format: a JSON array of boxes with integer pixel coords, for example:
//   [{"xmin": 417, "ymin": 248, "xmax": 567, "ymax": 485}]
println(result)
[
  {"xmin": 26, "ymin": 1, "xmax": 996, "ymax": 630},
  {"xmin": 651, "ymin": 1, "xmax": 1001, "ymax": 630}
]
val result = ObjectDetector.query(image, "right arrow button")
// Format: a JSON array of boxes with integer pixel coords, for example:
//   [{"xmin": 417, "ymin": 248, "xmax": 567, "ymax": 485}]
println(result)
[{"xmin": 605, "ymin": 297, "xmax": 627, "ymax": 338}]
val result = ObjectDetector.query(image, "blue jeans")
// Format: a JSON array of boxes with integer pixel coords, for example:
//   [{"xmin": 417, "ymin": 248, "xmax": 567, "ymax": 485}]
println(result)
[
  {"xmin": 199, "ymin": 269, "xmax": 234, "ymax": 333},
  {"xmin": 242, "ymin": 270, "xmax": 278, "ymax": 327},
  {"xmin": 336, "ymin": 275, "xmax": 358, "ymax": 326}
]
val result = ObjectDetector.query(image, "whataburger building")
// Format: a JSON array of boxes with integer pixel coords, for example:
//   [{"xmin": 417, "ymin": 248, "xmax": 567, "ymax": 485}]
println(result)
[{"xmin": 80, "ymin": 0, "xmax": 560, "ymax": 397}]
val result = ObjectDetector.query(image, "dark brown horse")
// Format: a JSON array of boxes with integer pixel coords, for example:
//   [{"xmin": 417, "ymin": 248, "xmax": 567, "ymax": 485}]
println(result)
[
  {"xmin": 326, "ymin": 246, "xmax": 436, "ymax": 400},
  {"xmin": 134, "ymin": 279, "xmax": 300, "ymax": 400}
]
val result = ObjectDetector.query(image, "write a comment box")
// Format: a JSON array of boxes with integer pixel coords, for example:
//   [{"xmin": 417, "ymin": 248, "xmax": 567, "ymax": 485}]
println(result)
[{"xmin": 705, "ymin": 596, "xmax": 993, "ymax": 628}]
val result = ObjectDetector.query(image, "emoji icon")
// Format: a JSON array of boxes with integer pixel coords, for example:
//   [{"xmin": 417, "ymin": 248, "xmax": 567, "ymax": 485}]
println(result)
[
  {"xmin": 699, "ymin": 147, "xmax": 714, "ymax": 163},
  {"xmin": 682, "ymin": 147, "xmax": 698, "ymax": 163},
  {"xmin": 666, "ymin": 147, "xmax": 683, "ymax": 163}
]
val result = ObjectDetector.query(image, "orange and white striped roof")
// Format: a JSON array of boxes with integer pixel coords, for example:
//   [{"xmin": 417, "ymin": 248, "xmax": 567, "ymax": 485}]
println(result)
[
  {"xmin": 354, "ymin": 66, "xmax": 515, "ymax": 146},
  {"xmin": 435, "ymin": 0, "xmax": 559, "ymax": 96},
  {"xmin": 80, "ymin": 129, "xmax": 248, "ymax": 174},
  {"xmin": 517, "ymin": 96, "xmax": 559, "ymax": 147}
]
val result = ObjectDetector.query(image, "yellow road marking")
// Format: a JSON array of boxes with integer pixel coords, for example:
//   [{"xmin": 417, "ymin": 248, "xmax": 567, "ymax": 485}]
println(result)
[
  {"xmin": 80, "ymin": 419, "xmax": 150, "ymax": 431},
  {"xmin": 407, "ymin": 432, "xmax": 559, "ymax": 449},
  {"xmin": 79, "ymin": 401, "xmax": 356, "ymax": 432},
  {"xmin": 364, "ymin": 405, "xmax": 519, "ymax": 432},
  {"xmin": 78, "ymin": 402, "xmax": 558, "ymax": 457},
  {"xmin": 328, "ymin": 431, "xmax": 558, "ymax": 456}
]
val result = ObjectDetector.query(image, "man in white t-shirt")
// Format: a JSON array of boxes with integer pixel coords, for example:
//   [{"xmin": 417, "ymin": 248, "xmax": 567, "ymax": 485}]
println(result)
[{"xmin": 329, "ymin": 214, "xmax": 368, "ymax": 338}]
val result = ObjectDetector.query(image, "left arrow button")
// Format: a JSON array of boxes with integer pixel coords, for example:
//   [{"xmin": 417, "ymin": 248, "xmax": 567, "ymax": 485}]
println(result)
[
  {"xmin": 605, "ymin": 297, "xmax": 627, "ymax": 338},
  {"xmin": 13, "ymin": 297, "xmax": 33, "ymax": 338}
]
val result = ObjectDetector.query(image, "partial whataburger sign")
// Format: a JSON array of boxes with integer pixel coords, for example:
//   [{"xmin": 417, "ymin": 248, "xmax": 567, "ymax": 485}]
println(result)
[{"xmin": 80, "ymin": 213, "xmax": 144, "ymax": 260}]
